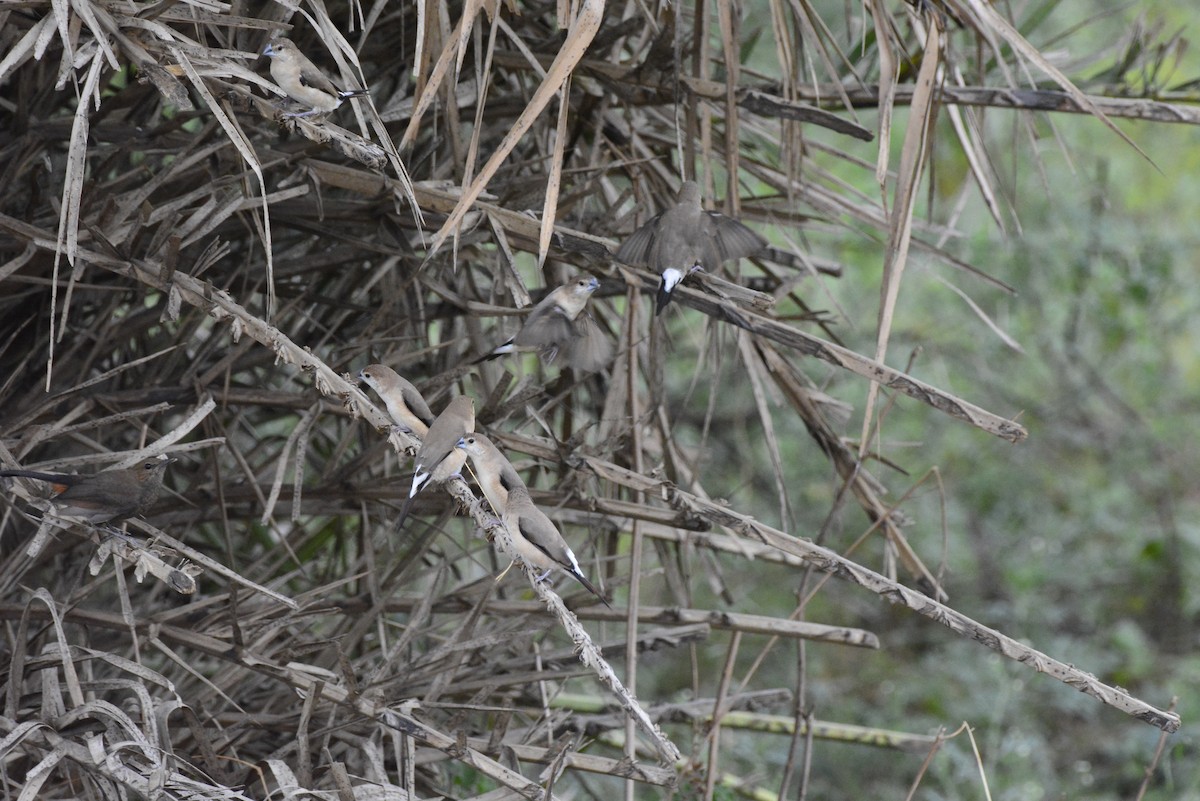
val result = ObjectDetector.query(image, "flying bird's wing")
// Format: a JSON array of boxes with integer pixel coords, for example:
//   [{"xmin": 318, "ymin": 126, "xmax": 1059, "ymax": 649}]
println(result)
[
  {"xmin": 508, "ymin": 276, "xmax": 599, "ymax": 361},
  {"xmin": 705, "ymin": 212, "xmax": 768, "ymax": 263},
  {"xmin": 512, "ymin": 305, "xmax": 576, "ymax": 359},
  {"xmin": 564, "ymin": 314, "xmax": 613, "ymax": 373},
  {"xmin": 613, "ymin": 212, "xmax": 664, "ymax": 266}
]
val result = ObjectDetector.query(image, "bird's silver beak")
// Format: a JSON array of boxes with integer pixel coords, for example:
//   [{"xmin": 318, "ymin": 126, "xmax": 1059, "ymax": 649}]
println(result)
[{"xmin": 263, "ymin": 43, "xmax": 276, "ymax": 57}]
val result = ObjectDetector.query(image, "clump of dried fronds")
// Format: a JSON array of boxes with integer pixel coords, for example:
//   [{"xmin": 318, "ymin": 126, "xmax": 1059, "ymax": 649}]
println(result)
[{"xmin": 0, "ymin": 0, "xmax": 1192, "ymax": 797}]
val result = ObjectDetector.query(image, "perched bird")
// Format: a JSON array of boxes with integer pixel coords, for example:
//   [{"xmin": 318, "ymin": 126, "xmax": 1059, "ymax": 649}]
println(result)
[
  {"xmin": 501, "ymin": 484, "xmax": 611, "ymax": 607},
  {"xmin": 0, "ymin": 456, "xmax": 174, "ymax": 525},
  {"xmin": 475, "ymin": 275, "xmax": 612, "ymax": 373},
  {"xmin": 456, "ymin": 433, "xmax": 525, "ymax": 518},
  {"xmin": 395, "ymin": 395, "xmax": 475, "ymax": 532},
  {"xmin": 262, "ymin": 37, "xmax": 369, "ymax": 118},
  {"xmin": 615, "ymin": 180, "xmax": 767, "ymax": 314},
  {"xmin": 456, "ymin": 434, "xmax": 612, "ymax": 608},
  {"xmin": 359, "ymin": 364, "xmax": 435, "ymax": 437}
]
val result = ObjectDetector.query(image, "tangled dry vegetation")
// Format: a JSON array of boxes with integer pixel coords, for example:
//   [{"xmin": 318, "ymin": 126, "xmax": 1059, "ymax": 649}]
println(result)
[{"xmin": 0, "ymin": 0, "xmax": 1194, "ymax": 798}]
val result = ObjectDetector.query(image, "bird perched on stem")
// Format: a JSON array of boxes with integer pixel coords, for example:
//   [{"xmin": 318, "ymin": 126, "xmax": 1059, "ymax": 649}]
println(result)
[
  {"xmin": 500, "ymin": 484, "xmax": 612, "ymax": 608},
  {"xmin": 394, "ymin": 395, "xmax": 475, "ymax": 532},
  {"xmin": 359, "ymin": 364, "xmax": 435, "ymax": 437},
  {"xmin": 0, "ymin": 456, "xmax": 174, "ymax": 526},
  {"xmin": 262, "ymin": 38, "xmax": 369, "ymax": 118},
  {"xmin": 474, "ymin": 275, "xmax": 611, "ymax": 373},
  {"xmin": 456, "ymin": 434, "xmax": 611, "ymax": 607},
  {"xmin": 615, "ymin": 180, "xmax": 767, "ymax": 314},
  {"xmin": 455, "ymin": 434, "xmax": 524, "ymax": 519}
]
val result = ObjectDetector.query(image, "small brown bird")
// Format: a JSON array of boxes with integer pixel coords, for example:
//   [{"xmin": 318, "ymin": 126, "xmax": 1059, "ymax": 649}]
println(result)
[
  {"xmin": 359, "ymin": 364, "xmax": 435, "ymax": 437},
  {"xmin": 0, "ymin": 456, "xmax": 174, "ymax": 525},
  {"xmin": 456, "ymin": 433, "xmax": 525, "ymax": 518},
  {"xmin": 456, "ymin": 434, "xmax": 610, "ymax": 607},
  {"xmin": 615, "ymin": 180, "xmax": 767, "ymax": 314},
  {"xmin": 262, "ymin": 38, "xmax": 369, "ymax": 118},
  {"xmin": 475, "ymin": 275, "xmax": 611, "ymax": 372},
  {"xmin": 394, "ymin": 395, "xmax": 475, "ymax": 532},
  {"xmin": 501, "ymin": 484, "xmax": 611, "ymax": 607}
]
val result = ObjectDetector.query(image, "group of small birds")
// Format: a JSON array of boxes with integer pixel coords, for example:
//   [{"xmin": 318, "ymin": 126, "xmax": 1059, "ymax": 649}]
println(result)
[
  {"xmin": 360, "ymin": 364, "xmax": 609, "ymax": 605},
  {"xmin": 351, "ymin": 175, "xmax": 766, "ymax": 605},
  {"xmin": 0, "ymin": 34, "xmax": 771, "ymax": 609},
  {"xmin": 259, "ymin": 35, "xmax": 769, "ymax": 314}
]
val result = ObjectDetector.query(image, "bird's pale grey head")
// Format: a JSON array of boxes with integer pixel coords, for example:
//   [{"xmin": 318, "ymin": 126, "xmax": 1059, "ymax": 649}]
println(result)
[
  {"xmin": 359, "ymin": 364, "xmax": 393, "ymax": 389},
  {"xmin": 571, "ymin": 275, "xmax": 600, "ymax": 295},
  {"xmin": 457, "ymin": 434, "xmax": 489, "ymax": 455},
  {"xmin": 676, "ymin": 181, "xmax": 703, "ymax": 205},
  {"xmin": 263, "ymin": 38, "xmax": 295, "ymax": 58}
]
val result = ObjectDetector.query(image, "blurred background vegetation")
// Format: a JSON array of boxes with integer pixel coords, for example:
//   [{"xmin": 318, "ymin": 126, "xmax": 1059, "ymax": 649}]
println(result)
[
  {"xmin": 663, "ymin": 4, "xmax": 1200, "ymax": 797},
  {"xmin": 771, "ymin": 140, "xmax": 1200, "ymax": 797}
]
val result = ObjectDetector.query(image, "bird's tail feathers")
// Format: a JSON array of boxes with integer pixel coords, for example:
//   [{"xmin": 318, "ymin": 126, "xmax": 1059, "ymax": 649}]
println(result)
[
  {"xmin": 570, "ymin": 569, "xmax": 613, "ymax": 609},
  {"xmin": 0, "ymin": 470, "xmax": 72, "ymax": 483},
  {"xmin": 557, "ymin": 547, "xmax": 612, "ymax": 607},
  {"xmin": 0, "ymin": 470, "xmax": 76, "ymax": 493},
  {"xmin": 471, "ymin": 340, "xmax": 515, "ymax": 364},
  {"xmin": 394, "ymin": 493, "xmax": 417, "ymax": 534},
  {"xmin": 655, "ymin": 268, "xmax": 684, "ymax": 315}
]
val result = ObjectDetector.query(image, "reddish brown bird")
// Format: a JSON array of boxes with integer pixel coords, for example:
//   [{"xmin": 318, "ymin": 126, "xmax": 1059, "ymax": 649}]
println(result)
[{"xmin": 0, "ymin": 456, "xmax": 174, "ymax": 524}]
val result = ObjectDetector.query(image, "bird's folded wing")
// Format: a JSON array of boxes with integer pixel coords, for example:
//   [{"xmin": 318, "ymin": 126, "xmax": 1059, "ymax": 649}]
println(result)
[
  {"xmin": 402, "ymin": 385, "xmax": 436, "ymax": 428},
  {"xmin": 298, "ymin": 63, "xmax": 341, "ymax": 95}
]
